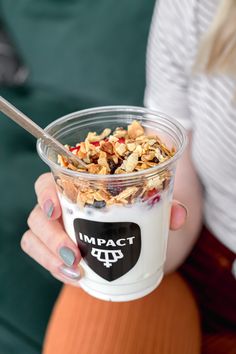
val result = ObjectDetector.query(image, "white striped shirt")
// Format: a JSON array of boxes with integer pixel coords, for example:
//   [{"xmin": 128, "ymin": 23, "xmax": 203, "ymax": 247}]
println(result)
[{"xmin": 145, "ymin": 0, "xmax": 236, "ymax": 252}]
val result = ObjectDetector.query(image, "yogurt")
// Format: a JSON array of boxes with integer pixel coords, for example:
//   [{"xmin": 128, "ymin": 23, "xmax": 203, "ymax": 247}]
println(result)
[{"xmin": 59, "ymin": 190, "xmax": 172, "ymax": 302}]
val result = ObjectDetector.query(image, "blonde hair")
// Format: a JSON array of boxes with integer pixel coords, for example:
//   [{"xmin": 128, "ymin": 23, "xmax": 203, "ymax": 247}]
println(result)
[{"xmin": 195, "ymin": 0, "xmax": 236, "ymax": 75}]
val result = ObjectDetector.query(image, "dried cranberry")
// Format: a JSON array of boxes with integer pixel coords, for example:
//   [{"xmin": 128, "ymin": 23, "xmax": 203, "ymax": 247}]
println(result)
[
  {"xmin": 108, "ymin": 159, "xmax": 117, "ymax": 174},
  {"xmin": 144, "ymin": 189, "xmax": 161, "ymax": 207},
  {"xmin": 143, "ymin": 188, "xmax": 161, "ymax": 206},
  {"xmin": 148, "ymin": 195, "xmax": 161, "ymax": 206},
  {"xmin": 91, "ymin": 141, "xmax": 100, "ymax": 147},
  {"xmin": 69, "ymin": 146, "xmax": 80, "ymax": 152},
  {"xmin": 118, "ymin": 138, "xmax": 125, "ymax": 144},
  {"xmin": 146, "ymin": 188, "xmax": 158, "ymax": 198}
]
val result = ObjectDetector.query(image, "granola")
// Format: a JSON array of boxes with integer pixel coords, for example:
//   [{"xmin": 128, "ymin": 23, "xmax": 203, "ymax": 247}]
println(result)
[{"xmin": 56, "ymin": 120, "xmax": 175, "ymax": 208}]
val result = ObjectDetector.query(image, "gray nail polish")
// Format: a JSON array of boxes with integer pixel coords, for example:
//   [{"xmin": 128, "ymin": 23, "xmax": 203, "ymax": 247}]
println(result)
[
  {"xmin": 47, "ymin": 204, "xmax": 54, "ymax": 218},
  {"xmin": 59, "ymin": 247, "xmax": 76, "ymax": 266},
  {"xmin": 59, "ymin": 265, "xmax": 80, "ymax": 280},
  {"xmin": 43, "ymin": 199, "xmax": 54, "ymax": 219}
]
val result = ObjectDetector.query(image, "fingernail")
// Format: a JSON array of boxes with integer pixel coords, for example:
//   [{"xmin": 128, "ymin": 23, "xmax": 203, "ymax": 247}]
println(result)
[
  {"xmin": 59, "ymin": 265, "xmax": 80, "ymax": 280},
  {"xmin": 177, "ymin": 202, "xmax": 188, "ymax": 218},
  {"xmin": 59, "ymin": 247, "xmax": 76, "ymax": 266},
  {"xmin": 43, "ymin": 199, "xmax": 54, "ymax": 219}
]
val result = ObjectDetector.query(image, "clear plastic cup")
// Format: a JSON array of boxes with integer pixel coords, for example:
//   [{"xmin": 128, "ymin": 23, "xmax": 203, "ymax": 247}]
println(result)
[{"xmin": 37, "ymin": 106, "xmax": 187, "ymax": 302}]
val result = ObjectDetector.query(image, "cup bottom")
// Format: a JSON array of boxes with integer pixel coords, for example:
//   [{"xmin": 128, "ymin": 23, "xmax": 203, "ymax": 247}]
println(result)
[{"xmin": 78, "ymin": 267, "xmax": 164, "ymax": 302}]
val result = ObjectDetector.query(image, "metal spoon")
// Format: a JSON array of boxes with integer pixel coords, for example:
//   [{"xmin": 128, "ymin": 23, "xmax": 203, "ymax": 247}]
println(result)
[{"xmin": 0, "ymin": 96, "xmax": 87, "ymax": 168}]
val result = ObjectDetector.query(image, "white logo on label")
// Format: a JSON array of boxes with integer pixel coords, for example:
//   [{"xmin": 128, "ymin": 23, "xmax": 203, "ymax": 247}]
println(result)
[
  {"xmin": 79, "ymin": 232, "xmax": 135, "ymax": 247},
  {"xmin": 91, "ymin": 248, "xmax": 124, "ymax": 268}
]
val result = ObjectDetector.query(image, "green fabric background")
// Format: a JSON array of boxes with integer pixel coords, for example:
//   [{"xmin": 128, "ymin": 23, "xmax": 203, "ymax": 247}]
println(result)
[
  {"xmin": 0, "ymin": 0, "xmax": 156, "ymax": 353},
  {"xmin": 1, "ymin": 0, "xmax": 154, "ymax": 106}
]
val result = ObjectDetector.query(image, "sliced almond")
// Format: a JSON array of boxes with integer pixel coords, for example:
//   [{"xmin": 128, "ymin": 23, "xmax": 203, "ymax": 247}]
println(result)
[{"xmin": 128, "ymin": 120, "xmax": 144, "ymax": 139}]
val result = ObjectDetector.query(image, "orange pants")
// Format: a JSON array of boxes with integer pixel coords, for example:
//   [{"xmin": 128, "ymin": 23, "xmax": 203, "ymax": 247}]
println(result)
[{"xmin": 43, "ymin": 273, "xmax": 201, "ymax": 354}]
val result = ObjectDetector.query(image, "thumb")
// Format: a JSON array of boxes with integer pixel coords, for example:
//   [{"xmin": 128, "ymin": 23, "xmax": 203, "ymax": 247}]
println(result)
[
  {"xmin": 34, "ymin": 172, "xmax": 61, "ymax": 220},
  {"xmin": 170, "ymin": 200, "xmax": 188, "ymax": 231}
]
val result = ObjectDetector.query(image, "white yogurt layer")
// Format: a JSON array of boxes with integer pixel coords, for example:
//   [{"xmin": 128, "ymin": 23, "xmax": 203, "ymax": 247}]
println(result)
[{"xmin": 59, "ymin": 191, "xmax": 171, "ymax": 301}]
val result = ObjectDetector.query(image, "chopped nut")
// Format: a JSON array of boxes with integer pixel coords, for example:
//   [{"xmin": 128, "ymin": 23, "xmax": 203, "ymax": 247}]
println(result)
[
  {"xmin": 141, "ymin": 152, "xmax": 156, "ymax": 161},
  {"xmin": 108, "ymin": 135, "xmax": 119, "ymax": 143},
  {"xmin": 128, "ymin": 120, "xmax": 144, "ymax": 139},
  {"xmin": 112, "ymin": 155, "xmax": 119, "ymax": 164},
  {"xmin": 98, "ymin": 166, "xmax": 108, "ymax": 174},
  {"xmin": 67, "ymin": 163, "xmax": 79, "ymax": 171},
  {"xmin": 87, "ymin": 164, "xmax": 101, "ymax": 174},
  {"xmin": 77, "ymin": 191, "xmax": 94, "ymax": 205},
  {"xmin": 134, "ymin": 145, "xmax": 143, "ymax": 157},
  {"xmin": 58, "ymin": 155, "xmax": 68, "ymax": 167},
  {"xmin": 115, "ymin": 142, "xmax": 127, "ymax": 156},
  {"xmin": 101, "ymin": 141, "xmax": 114, "ymax": 155},
  {"xmin": 135, "ymin": 163, "xmax": 149, "ymax": 170},
  {"xmin": 127, "ymin": 143, "xmax": 136, "ymax": 152},
  {"xmin": 124, "ymin": 152, "xmax": 139, "ymax": 172},
  {"xmin": 86, "ymin": 128, "xmax": 111, "ymax": 142},
  {"xmin": 57, "ymin": 120, "xmax": 175, "ymax": 207},
  {"xmin": 147, "ymin": 176, "xmax": 163, "ymax": 190},
  {"xmin": 113, "ymin": 127, "xmax": 127, "ymax": 138},
  {"xmin": 61, "ymin": 180, "xmax": 78, "ymax": 202},
  {"xmin": 98, "ymin": 151, "xmax": 110, "ymax": 170},
  {"xmin": 115, "ymin": 187, "xmax": 138, "ymax": 200}
]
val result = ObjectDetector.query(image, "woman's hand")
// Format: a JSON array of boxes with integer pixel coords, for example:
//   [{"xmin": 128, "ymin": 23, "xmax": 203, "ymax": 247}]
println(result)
[
  {"xmin": 21, "ymin": 173, "xmax": 81, "ymax": 284},
  {"xmin": 21, "ymin": 172, "xmax": 188, "ymax": 284}
]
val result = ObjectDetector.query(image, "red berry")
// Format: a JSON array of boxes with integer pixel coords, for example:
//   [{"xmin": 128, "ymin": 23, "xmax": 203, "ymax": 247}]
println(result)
[
  {"xmin": 118, "ymin": 138, "xmax": 125, "ymax": 144},
  {"xmin": 144, "ymin": 188, "xmax": 161, "ymax": 206},
  {"xmin": 91, "ymin": 141, "xmax": 100, "ymax": 147},
  {"xmin": 147, "ymin": 188, "xmax": 158, "ymax": 198},
  {"xmin": 69, "ymin": 146, "xmax": 80, "ymax": 152}
]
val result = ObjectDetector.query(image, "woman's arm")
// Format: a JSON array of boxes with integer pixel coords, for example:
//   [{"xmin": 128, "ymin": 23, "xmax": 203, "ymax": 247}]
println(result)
[
  {"xmin": 144, "ymin": 0, "xmax": 203, "ymax": 272},
  {"xmin": 165, "ymin": 132, "xmax": 203, "ymax": 273}
]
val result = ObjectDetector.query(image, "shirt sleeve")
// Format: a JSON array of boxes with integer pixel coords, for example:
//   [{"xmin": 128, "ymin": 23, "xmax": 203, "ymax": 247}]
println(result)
[{"xmin": 144, "ymin": 0, "xmax": 192, "ymax": 130}]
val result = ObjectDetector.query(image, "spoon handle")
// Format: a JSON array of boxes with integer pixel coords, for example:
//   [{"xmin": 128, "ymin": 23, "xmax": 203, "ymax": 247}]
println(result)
[
  {"xmin": 0, "ymin": 96, "xmax": 45, "ymax": 139},
  {"xmin": 0, "ymin": 96, "xmax": 87, "ymax": 168}
]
